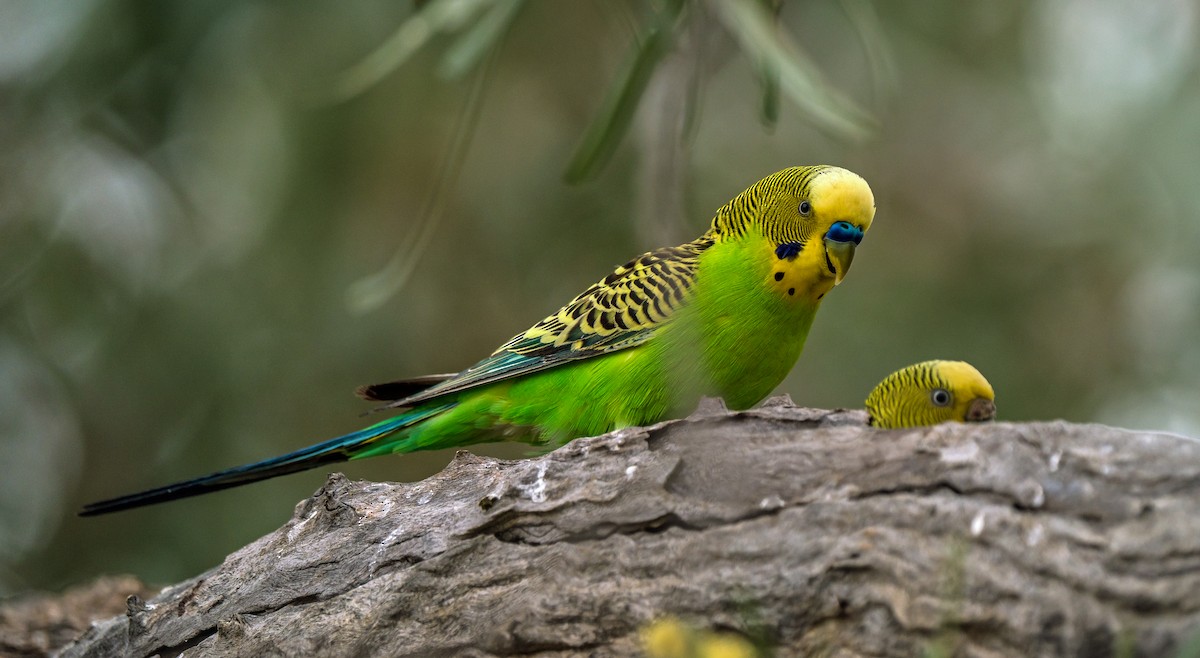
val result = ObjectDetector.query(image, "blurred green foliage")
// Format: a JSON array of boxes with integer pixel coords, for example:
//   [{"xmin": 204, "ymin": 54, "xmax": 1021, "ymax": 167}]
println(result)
[{"xmin": 1, "ymin": 0, "xmax": 1198, "ymax": 595}]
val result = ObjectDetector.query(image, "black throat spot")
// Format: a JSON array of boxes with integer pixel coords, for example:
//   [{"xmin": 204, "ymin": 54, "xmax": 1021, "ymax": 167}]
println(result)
[{"xmin": 775, "ymin": 241, "xmax": 803, "ymax": 261}]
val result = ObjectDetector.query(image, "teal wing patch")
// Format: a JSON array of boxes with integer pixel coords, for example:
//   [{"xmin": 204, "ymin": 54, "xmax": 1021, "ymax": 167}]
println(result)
[{"xmin": 379, "ymin": 237, "xmax": 713, "ymax": 409}]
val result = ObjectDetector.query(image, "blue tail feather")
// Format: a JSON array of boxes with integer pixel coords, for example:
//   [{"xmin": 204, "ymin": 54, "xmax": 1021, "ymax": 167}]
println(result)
[{"xmin": 79, "ymin": 403, "xmax": 453, "ymax": 516}]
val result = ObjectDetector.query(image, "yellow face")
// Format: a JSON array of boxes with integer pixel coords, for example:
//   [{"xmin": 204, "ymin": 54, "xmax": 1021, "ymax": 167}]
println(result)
[
  {"xmin": 935, "ymin": 361, "xmax": 997, "ymax": 422},
  {"xmin": 756, "ymin": 166, "xmax": 876, "ymax": 304},
  {"xmin": 865, "ymin": 360, "xmax": 997, "ymax": 429}
]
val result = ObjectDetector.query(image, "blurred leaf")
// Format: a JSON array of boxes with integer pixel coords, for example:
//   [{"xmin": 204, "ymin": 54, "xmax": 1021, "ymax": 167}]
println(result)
[
  {"xmin": 345, "ymin": 40, "xmax": 499, "ymax": 314},
  {"xmin": 333, "ymin": 0, "xmax": 494, "ymax": 100},
  {"xmin": 439, "ymin": 0, "xmax": 524, "ymax": 80},
  {"xmin": 679, "ymin": 26, "xmax": 707, "ymax": 146},
  {"xmin": 563, "ymin": 0, "xmax": 685, "ymax": 184},
  {"xmin": 710, "ymin": 0, "xmax": 877, "ymax": 140},
  {"xmin": 755, "ymin": 0, "xmax": 783, "ymax": 128},
  {"xmin": 837, "ymin": 0, "xmax": 898, "ymax": 104},
  {"xmin": 758, "ymin": 59, "xmax": 781, "ymax": 128}
]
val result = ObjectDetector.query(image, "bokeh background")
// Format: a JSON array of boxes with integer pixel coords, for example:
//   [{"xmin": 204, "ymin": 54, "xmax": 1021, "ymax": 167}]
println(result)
[{"xmin": 2, "ymin": 0, "xmax": 1198, "ymax": 596}]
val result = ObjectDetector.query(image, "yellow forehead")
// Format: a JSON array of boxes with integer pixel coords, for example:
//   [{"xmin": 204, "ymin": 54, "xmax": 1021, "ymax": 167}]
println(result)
[
  {"xmin": 809, "ymin": 168, "xmax": 876, "ymax": 231},
  {"xmin": 934, "ymin": 360, "xmax": 995, "ymax": 401}
]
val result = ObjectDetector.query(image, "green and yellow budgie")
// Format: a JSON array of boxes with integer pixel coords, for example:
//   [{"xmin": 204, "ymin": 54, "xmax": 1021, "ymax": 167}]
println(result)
[
  {"xmin": 82, "ymin": 165, "xmax": 875, "ymax": 515},
  {"xmin": 641, "ymin": 617, "xmax": 757, "ymax": 658},
  {"xmin": 865, "ymin": 360, "xmax": 996, "ymax": 429}
]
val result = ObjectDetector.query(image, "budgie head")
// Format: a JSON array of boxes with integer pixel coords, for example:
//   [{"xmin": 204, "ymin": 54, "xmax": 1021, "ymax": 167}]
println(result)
[
  {"xmin": 711, "ymin": 166, "xmax": 875, "ymax": 302},
  {"xmin": 865, "ymin": 360, "xmax": 997, "ymax": 429}
]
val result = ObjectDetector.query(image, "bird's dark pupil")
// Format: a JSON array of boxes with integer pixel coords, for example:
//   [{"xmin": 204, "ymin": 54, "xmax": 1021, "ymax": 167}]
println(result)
[{"xmin": 800, "ymin": 201, "xmax": 811, "ymax": 214}]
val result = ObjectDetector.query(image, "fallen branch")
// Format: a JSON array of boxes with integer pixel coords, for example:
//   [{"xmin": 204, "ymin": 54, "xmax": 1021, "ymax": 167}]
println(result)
[{"xmin": 51, "ymin": 398, "xmax": 1200, "ymax": 656}]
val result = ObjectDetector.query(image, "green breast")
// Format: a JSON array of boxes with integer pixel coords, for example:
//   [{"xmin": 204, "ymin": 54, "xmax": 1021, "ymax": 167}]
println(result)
[{"xmin": 665, "ymin": 233, "xmax": 820, "ymax": 410}]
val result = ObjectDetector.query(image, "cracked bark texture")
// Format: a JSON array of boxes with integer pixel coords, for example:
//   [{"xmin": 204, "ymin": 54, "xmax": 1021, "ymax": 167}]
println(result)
[{"xmin": 57, "ymin": 398, "xmax": 1200, "ymax": 657}]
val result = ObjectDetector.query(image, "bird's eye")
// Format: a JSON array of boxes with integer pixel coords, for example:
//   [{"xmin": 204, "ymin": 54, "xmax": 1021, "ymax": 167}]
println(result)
[
  {"xmin": 798, "ymin": 200, "xmax": 812, "ymax": 217},
  {"xmin": 931, "ymin": 389, "xmax": 951, "ymax": 407}
]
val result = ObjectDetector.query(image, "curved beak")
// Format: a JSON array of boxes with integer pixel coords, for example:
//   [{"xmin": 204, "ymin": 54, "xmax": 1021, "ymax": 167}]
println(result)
[
  {"xmin": 823, "ymin": 239, "xmax": 856, "ymax": 286},
  {"xmin": 823, "ymin": 221, "xmax": 864, "ymax": 286},
  {"xmin": 965, "ymin": 398, "xmax": 996, "ymax": 423}
]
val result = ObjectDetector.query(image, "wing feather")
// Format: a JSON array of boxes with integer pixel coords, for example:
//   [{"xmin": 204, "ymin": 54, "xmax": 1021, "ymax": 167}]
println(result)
[{"xmin": 373, "ymin": 236, "xmax": 714, "ymax": 409}]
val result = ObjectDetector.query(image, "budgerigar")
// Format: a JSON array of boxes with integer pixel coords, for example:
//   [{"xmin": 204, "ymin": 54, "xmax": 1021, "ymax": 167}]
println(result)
[
  {"xmin": 865, "ymin": 360, "xmax": 996, "ymax": 429},
  {"xmin": 641, "ymin": 617, "xmax": 757, "ymax": 658},
  {"xmin": 82, "ymin": 165, "xmax": 875, "ymax": 515}
]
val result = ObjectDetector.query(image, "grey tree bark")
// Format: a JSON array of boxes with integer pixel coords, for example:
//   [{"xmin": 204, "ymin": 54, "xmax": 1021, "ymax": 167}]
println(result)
[{"xmin": 50, "ymin": 398, "xmax": 1200, "ymax": 657}]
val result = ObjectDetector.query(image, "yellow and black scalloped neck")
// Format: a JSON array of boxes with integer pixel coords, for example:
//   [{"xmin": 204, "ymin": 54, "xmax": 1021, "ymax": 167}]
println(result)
[{"xmin": 711, "ymin": 166, "xmax": 831, "ymax": 244}]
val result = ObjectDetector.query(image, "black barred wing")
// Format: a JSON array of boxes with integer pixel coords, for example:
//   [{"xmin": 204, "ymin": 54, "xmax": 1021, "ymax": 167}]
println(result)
[
  {"xmin": 377, "ymin": 237, "xmax": 713, "ymax": 409},
  {"xmin": 500, "ymin": 238, "xmax": 711, "ymax": 355}
]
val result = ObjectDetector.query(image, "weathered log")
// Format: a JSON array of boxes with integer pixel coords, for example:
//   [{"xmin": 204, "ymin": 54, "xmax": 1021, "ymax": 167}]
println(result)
[
  {"xmin": 0, "ymin": 576, "xmax": 154, "ymax": 657},
  {"xmin": 52, "ymin": 397, "xmax": 1200, "ymax": 657}
]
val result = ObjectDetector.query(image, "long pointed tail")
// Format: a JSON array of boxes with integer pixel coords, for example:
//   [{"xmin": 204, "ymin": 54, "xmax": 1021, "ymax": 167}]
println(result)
[{"xmin": 79, "ymin": 403, "xmax": 454, "ymax": 516}]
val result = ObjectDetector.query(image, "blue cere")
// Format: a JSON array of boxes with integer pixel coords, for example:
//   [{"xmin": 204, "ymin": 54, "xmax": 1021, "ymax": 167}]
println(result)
[{"xmin": 826, "ymin": 221, "xmax": 864, "ymax": 245}]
